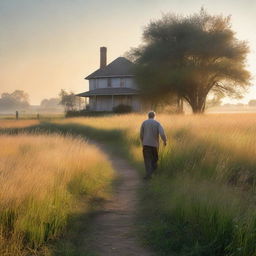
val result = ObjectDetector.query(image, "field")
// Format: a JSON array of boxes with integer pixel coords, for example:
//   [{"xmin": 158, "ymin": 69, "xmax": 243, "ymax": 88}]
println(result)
[
  {"xmin": 0, "ymin": 127, "xmax": 114, "ymax": 255},
  {"xmin": 1, "ymin": 113, "xmax": 256, "ymax": 256},
  {"xmin": 0, "ymin": 120, "xmax": 40, "ymax": 128},
  {"xmin": 53, "ymin": 113, "xmax": 256, "ymax": 256}
]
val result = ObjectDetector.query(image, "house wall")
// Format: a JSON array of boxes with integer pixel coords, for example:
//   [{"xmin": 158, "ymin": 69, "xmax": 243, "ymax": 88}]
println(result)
[
  {"xmin": 89, "ymin": 95, "xmax": 143, "ymax": 112},
  {"xmin": 89, "ymin": 96, "xmax": 112, "ymax": 111},
  {"xmin": 89, "ymin": 77, "xmax": 137, "ymax": 90},
  {"xmin": 87, "ymin": 76, "xmax": 142, "ymax": 112}
]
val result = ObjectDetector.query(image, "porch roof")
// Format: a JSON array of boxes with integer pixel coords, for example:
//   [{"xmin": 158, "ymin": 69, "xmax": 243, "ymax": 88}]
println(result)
[{"xmin": 76, "ymin": 88, "xmax": 140, "ymax": 97}]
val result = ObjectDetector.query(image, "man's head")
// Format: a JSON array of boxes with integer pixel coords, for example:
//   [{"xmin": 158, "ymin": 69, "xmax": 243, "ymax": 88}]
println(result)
[{"xmin": 148, "ymin": 111, "xmax": 156, "ymax": 119}]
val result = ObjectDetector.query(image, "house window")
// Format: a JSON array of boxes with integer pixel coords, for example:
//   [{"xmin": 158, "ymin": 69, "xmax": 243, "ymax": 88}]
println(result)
[
  {"xmin": 107, "ymin": 78, "xmax": 112, "ymax": 87},
  {"xmin": 93, "ymin": 79, "xmax": 97, "ymax": 89},
  {"xmin": 120, "ymin": 78, "xmax": 125, "ymax": 87},
  {"xmin": 92, "ymin": 79, "xmax": 100, "ymax": 89}
]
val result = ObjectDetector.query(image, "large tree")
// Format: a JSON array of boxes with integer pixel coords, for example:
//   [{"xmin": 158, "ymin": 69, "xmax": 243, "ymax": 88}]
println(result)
[{"xmin": 130, "ymin": 8, "xmax": 251, "ymax": 113}]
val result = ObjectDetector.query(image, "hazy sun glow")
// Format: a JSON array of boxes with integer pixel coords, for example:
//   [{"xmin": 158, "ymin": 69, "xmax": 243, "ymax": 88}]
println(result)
[{"xmin": 0, "ymin": 0, "xmax": 255, "ymax": 105}]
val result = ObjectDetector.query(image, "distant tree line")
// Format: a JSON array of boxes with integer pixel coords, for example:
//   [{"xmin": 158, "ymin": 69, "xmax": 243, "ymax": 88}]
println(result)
[
  {"xmin": 0, "ymin": 90, "xmax": 30, "ymax": 111},
  {"xmin": 40, "ymin": 90, "xmax": 85, "ymax": 111},
  {"xmin": 40, "ymin": 98, "xmax": 60, "ymax": 109},
  {"xmin": 248, "ymin": 99, "xmax": 256, "ymax": 106},
  {"xmin": 0, "ymin": 88, "xmax": 86, "ymax": 113},
  {"xmin": 59, "ymin": 89, "xmax": 84, "ymax": 112}
]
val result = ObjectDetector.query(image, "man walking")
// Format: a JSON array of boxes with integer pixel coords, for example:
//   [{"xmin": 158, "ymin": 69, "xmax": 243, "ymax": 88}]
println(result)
[{"xmin": 140, "ymin": 111, "xmax": 167, "ymax": 180}]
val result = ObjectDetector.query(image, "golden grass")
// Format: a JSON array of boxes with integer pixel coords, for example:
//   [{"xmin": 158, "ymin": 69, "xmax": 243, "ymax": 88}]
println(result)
[
  {"xmin": 0, "ymin": 134, "xmax": 114, "ymax": 255},
  {"xmin": 2, "ymin": 113, "xmax": 256, "ymax": 255},
  {"xmin": 55, "ymin": 113, "xmax": 256, "ymax": 164},
  {"xmin": 53, "ymin": 113, "xmax": 256, "ymax": 190},
  {"xmin": 0, "ymin": 120, "xmax": 40, "ymax": 128},
  {"xmin": 53, "ymin": 113, "xmax": 256, "ymax": 255}
]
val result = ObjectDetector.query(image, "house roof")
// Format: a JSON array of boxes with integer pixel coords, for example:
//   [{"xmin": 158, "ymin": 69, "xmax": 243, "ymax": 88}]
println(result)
[
  {"xmin": 85, "ymin": 57, "xmax": 135, "ymax": 79},
  {"xmin": 76, "ymin": 88, "xmax": 140, "ymax": 97}
]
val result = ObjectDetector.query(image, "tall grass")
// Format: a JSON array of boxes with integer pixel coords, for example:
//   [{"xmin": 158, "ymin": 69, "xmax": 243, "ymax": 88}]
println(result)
[
  {"xmin": 0, "ymin": 134, "xmax": 114, "ymax": 255},
  {"xmin": 0, "ymin": 120, "xmax": 40, "ymax": 128},
  {"xmin": 54, "ymin": 113, "xmax": 256, "ymax": 255}
]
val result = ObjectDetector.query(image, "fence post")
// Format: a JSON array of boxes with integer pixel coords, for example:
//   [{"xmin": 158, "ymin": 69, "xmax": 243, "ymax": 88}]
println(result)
[{"xmin": 16, "ymin": 111, "xmax": 19, "ymax": 120}]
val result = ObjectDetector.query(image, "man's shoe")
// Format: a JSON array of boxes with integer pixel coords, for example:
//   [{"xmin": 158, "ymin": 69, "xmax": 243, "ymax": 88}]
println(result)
[{"xmin": 143, "ymin": 175, "xmax": 152, "ymax": 180}]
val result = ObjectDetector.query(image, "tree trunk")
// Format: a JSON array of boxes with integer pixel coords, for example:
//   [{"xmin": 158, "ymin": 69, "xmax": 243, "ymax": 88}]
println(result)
[
  {"xmin": 188, "ymin": 92, "xmax": 206, "ymax": 114},
  {"xmin": 191, "ymin": 99, "xmax": 206, "ymax": 114},
  {"xmin": 176, "ymin": 96, "xmax": 184, "ymax": 114}
]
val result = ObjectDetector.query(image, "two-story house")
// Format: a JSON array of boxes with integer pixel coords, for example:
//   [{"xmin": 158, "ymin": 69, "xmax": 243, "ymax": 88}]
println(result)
[{"xmin": 77, "ymin": 47, "xmax": 143, "ymax": 111}]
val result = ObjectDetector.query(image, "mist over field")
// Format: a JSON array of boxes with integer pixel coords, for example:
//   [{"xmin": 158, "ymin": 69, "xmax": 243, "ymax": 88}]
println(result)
[{"xmin": 1, "ymin": 1, "xmax": 256, "ymax": 255}]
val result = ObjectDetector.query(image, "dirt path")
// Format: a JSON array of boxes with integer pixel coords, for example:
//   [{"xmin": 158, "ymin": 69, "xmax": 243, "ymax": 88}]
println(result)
[{"xmin": 85, "ymin": 143, "xmax": 154, "ymax": 256}]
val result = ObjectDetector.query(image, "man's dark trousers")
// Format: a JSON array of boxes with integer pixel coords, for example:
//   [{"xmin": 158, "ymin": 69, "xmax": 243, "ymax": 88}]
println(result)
[{"xmin": 143, "ymin": 145, "xmax": 158, "ymax": 178}]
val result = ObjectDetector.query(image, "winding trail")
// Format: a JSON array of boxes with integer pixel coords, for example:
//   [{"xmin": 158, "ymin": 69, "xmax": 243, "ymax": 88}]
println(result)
[{"xmin": 86, "ymin": 142, "xmax": 154, "ymax": 256}]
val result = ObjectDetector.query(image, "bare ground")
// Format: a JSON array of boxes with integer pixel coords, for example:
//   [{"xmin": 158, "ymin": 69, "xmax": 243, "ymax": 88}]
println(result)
[{"xmin": 85, "ymin": 143, "xmax": 154, "ymax": 256}]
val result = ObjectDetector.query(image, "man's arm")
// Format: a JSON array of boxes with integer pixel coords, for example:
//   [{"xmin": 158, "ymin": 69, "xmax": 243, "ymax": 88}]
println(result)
[
  {"xmin": 140, "ymin": 123, "xmax": 144, "ymax": 143},
  {"xmin": 159, "ymin": 124, "xmax": 167, "ymax": 146}
]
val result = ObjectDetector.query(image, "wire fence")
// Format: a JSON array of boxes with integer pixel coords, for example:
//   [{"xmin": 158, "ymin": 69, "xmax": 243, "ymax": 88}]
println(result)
[{"xmin": 0, "ymin": 111, "xmax": 64, "ymax": 120}]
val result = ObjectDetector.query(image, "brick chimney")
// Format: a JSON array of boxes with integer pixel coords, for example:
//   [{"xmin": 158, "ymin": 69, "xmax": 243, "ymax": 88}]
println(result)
[{"xmin": 100, "ymin": 47, "xmax": 107, "ymax": 68}]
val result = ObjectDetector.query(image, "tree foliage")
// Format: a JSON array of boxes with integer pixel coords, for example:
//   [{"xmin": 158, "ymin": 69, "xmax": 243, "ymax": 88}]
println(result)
[
  {"xmin": 59, "ymin": 89, "xmax": 81, "ymax": 112},
  {"xmin": 0, "ymin": 90, "xmax": 30, "ymax": 111},
  {"xmin": 130, "ymin": 8, "xmax": 251, "ymax": 113},
  {"xmin": 40, "ymin": 98, "xmax": 61, "ymax": 109},
  {"xmin": 206, "ymin": 93, "xmax": 224, "ymax": 108}
]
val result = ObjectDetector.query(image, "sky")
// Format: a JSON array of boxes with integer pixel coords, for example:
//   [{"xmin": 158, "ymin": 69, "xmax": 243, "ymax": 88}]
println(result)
[{"xmin": 0, "ymin": 0, "xmax": 255, "ymax": 105}]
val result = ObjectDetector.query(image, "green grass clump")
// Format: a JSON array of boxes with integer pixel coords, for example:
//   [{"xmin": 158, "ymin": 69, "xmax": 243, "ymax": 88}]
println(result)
[{"xmin": 140, "ymin": 175, "xmax": 256, "ymax": 256}]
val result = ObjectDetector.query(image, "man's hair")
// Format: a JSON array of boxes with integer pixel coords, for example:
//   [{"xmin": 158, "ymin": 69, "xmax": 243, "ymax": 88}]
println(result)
[{"xmin": 148, "ymin": 111, "xmax": 156, "ymax": 119}]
